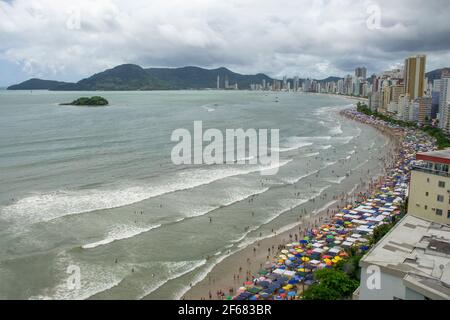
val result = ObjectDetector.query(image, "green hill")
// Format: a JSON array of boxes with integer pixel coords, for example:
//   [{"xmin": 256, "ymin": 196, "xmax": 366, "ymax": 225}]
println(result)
[
  {"xmin": 7, "ymin": 78, "xmax": 73, "ymax": 90},
  {"xmin": 54, "ymin": 64, "xmax": 172, "ymax": 91}
]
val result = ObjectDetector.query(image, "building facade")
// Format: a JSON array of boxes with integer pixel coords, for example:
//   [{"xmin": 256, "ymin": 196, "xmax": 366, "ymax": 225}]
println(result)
[
  {"xmin": 408, "ymin": 150, "xmax": 450, "ymax": 225},
  {"xmin": 404, "ymin": 55, "xmax": 426, "ymax": 100}
]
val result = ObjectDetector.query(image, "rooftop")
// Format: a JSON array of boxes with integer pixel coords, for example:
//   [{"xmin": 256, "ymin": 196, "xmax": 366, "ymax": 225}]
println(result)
[
  {"xmin": 360, "ymin": 215, "xmax": 450, "ymax": 300},
  {"xmin": 416, "ymin": 149, "xmax": 450, "ymax": 165}
]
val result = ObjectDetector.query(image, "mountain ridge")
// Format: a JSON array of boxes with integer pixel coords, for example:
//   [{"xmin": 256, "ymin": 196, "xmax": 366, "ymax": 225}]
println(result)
[{"xmin": 7, "ymin": 66, "xmax": 450, "ymax": 91}]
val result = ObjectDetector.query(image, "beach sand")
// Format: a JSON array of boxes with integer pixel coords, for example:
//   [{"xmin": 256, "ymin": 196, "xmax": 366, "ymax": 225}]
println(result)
[{"xmin": 183, "ymin": 116, "xmax": 403, "ymax": 300}]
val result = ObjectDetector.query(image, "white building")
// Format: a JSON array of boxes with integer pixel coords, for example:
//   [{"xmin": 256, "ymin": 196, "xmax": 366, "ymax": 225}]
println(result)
[
  {"xmin": 438, "ymin": 75, "xmax": 450, "ymax": 130},
  {"xmin": 398, "ymin": 94, "xmax": 410, "ymax": 121},
  {"xmin": 409, "ymin": 100, "xmax": 420, "ymax": 122},
  {"xmin": 357, "ymin": 215, "xmax": 450, "ymax": 300}
]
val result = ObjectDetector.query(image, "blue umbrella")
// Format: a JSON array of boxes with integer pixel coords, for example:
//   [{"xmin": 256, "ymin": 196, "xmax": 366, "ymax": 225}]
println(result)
[{"xmin": 288, "ymin": 291, "xmax": 296, "ymax": 297}]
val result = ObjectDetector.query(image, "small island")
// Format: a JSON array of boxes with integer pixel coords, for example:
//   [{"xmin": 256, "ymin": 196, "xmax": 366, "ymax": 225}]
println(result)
[{"xmin": 60, "ymin": 96, "xmax": 109, "ymax": 106}]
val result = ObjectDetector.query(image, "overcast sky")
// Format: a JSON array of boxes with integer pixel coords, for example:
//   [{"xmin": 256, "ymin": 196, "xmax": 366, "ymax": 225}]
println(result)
[{"xmin": 1, "ymin": 0, "xmax": 450, "ymax": 86}]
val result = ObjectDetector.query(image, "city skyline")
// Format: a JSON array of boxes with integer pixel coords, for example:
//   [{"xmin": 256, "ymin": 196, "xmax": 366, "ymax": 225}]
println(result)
[{"xmin": 1, "ymin": 0, "xmax": 450, "ymax": 87}]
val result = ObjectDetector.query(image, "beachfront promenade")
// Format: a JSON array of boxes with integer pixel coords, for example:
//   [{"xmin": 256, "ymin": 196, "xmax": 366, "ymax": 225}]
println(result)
[{"xmin": 193, "ymin": 108, "xmax": 436, "ymax": 301}]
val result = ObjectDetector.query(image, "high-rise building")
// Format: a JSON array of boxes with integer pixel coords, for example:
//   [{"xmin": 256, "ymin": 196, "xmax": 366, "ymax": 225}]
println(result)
[
  {"xmin": 217, "ymin": 74, "xmax": 220, "ymax": 90},
  {"xmin": 417, "ymin": 97, "xmax": 432, "ymax": 125},
  {"xmin": 438, "ymin": 71, "xmax": 450, "ymax": 131},
  {"xmin": 381, "ymin": 85, "xmax": 391, "ymax": 110},
  {"xmin": 398, "ymin": 94, "xmax": 410, "ymax": 121},
  {"xmin": 355, "ymin": 67, "xmax": 367, "ymax": 80},
  {"xmin": 225, "ymin": 75, "xmax": 229, "ymax": 89},
  {"xmin": 391, "ymin": 85, "xmax": 405, "ymax": 104},
  {"xmin": 403, "ymin": 55, "xmax": 427, "ymax": 100},
  {"xmin": 293, "ymin": 76, "xmax": 299, "ymax": 92}
]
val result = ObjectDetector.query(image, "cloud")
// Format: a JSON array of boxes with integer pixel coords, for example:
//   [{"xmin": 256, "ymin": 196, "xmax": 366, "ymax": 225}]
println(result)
[{"xmin": 0, "ymin": 0, "xmax": 449, "ymax": 85}]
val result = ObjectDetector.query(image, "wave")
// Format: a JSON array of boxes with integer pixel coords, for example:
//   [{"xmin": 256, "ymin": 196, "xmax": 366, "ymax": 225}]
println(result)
[
  {"xmin": 138, "ymin": 260, "xmax": 207, "ymax": 299},
  {"xmin": 272, "ymin": 142, "xmax": 313, "ymax": 153},
  {"xmin": 334, "ymin": 136, "xmax": 355, "ymax": 145},
  {"xmin": 329, "ymin": 123, "xmax": 343, "ymax": 136},
  {"xmin": 324, "ymin": 176, "xmax": 347, "ymax": 185},
  {"xmin": 82, "ymin": 224, "xmax": 162, "ymax": 249},
  {"xmin": 312, "ymin": 200, "xmax": 339, "ymax": 215},
  {"xmin": 281, "ymin": 170, "xmax": 319, "ymax": 185},
  {"xmin": 201, "ymin": 105, "xmax": 216, "ymax": 112},
  {"xmin": 2, "ymin": 160, "xmax": 292, "ymax": 224},
  {"xmin": 30, "ymin": 252, "xmax": 129, "ymax": 300},
  {"xmin": 181, "ymin": 186, "xmax": 270, "ymax": 218},
  {"xmin": 353, "ymin": 159, "xmax": 370, "ymax": 171},
  {"xmin": 172, "ymin": 250, "xmax": 237, "ymax": 300}
]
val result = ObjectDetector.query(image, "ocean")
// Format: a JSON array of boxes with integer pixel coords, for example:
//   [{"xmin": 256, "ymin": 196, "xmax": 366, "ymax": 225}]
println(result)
[{"xmin": 0, "ymin": 90, "xmax": 389, "ymax": 299}]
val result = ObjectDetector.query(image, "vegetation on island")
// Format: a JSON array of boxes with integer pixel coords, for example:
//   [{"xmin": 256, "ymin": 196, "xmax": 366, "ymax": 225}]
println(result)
[
  {"xmin": 356, "ymin": 102, "xmax": 450, "ymax": 150},
  {"xmin": 61, "ymin": 96, "xmax": 109, "ymax": 106}
]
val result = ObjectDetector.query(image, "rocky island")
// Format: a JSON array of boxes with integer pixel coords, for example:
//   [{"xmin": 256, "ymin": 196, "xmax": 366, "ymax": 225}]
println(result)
[{"xmin": 60, "ymin": 96, "xmax": 109, "ymax": 106}]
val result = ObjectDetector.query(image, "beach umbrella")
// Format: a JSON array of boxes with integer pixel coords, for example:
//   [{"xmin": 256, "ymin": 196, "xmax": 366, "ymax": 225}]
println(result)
[
  {"xmin": 260, "ymin": 293, "xmax": 270, "ymax": 299},
  {"xmin": 281, "ymin": 250, "xmax": 289, "ymax": 254},
  {"xmin": 226, "ymin": 295, "xmax": 233, "ymax": 300},
  {"xmin": 258, "ymin": 281, "xmax": 270, "ymax": 288}
]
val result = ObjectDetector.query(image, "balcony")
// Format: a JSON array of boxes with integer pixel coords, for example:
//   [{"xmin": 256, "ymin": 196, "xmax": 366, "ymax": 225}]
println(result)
[{"xmin": 412, "ymin": 165, "xmax": 450, "ymax": 178}]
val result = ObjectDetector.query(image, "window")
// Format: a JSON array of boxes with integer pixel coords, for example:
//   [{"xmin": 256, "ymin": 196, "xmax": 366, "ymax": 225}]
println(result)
[
  {"xmin": 448, "ymin": 210, "xmax": 450, "ymax": 219},
  {"xmin": 437, "ymin": 195, "xmax": 444, "ymax": 202},
  {"xmin": 426, "ymin": 192, "xmax": 429, "ymax": 197},
  {"xmin": 427, "ymin": 178, "xmax": 430, "ymax": 183},
  {"xmin": 425, "ymin": 205, "xmax": 428, "ymax": 210},
  {"xmin": 436, "ymin": 209, "xmax": 443, "ymax": 216},
  {"xmin": 439, "ymin": 181, "xmax": 445, "ymax": 188}
]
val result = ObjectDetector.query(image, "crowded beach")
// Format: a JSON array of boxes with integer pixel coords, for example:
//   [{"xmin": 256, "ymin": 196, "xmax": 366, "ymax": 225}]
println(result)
[{"xmin": 194, "ymin": 107, "xmax": 437, "ymax": 301}]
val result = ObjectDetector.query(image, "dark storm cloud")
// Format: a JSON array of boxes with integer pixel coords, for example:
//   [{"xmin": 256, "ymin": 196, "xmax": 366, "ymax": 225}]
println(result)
[{"xmin": 0, "ymin": 0, "xmax": 449, "ymax": 86}]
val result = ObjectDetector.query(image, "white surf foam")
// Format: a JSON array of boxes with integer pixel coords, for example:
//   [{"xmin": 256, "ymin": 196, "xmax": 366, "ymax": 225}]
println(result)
[
  {"xmin": 312, "ymin": 200, "xmax": 339, "ymax": 215},
  {"xmin": 281, "ymin": 170, "xmax": 319, "ymax": 185},
  {"xmin": 325, "ymin": 176, "xmax": 347, "ymax": 185},
  {"xmin": 201, "ymin": 105, "xmax": 216, "ymax": 112},
  {"xmin": 181, "ymin": 186, "xmax": 270, "ymax": 218},
  {"xmin": 2, "ymin": 160, "xmax": 292, "ymax": 224},
  {"xmin": 329, "ymin": 123, "xmax": 343, "ymax": 135},
  {"xmin": 30, "ymin": 252, "xmax": 130, "ymax": 300},
  {"xmin": 82, "ymin": 224, "xmax": 161, "ymax": 249},
  {"xmin": 138, "ymin": 260, "xmax": 207, "ymax": 299}
]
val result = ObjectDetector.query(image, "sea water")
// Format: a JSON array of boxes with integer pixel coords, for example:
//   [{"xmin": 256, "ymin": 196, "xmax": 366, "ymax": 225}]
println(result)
[{"xmin": 0, "ymin": 90, "xmax": 389, "ymax": 299}]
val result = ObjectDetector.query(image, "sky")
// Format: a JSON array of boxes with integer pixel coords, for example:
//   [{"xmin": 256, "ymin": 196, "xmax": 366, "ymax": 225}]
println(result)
[{"xmin": 1, "ymin": 0, "xmax": 450, "ymax": 87}]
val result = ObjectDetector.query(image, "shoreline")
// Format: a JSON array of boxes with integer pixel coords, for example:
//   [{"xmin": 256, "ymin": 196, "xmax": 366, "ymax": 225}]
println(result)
[{"xmin": 183, "ymin": 105, "xmax": 402, "ymax": 300}]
